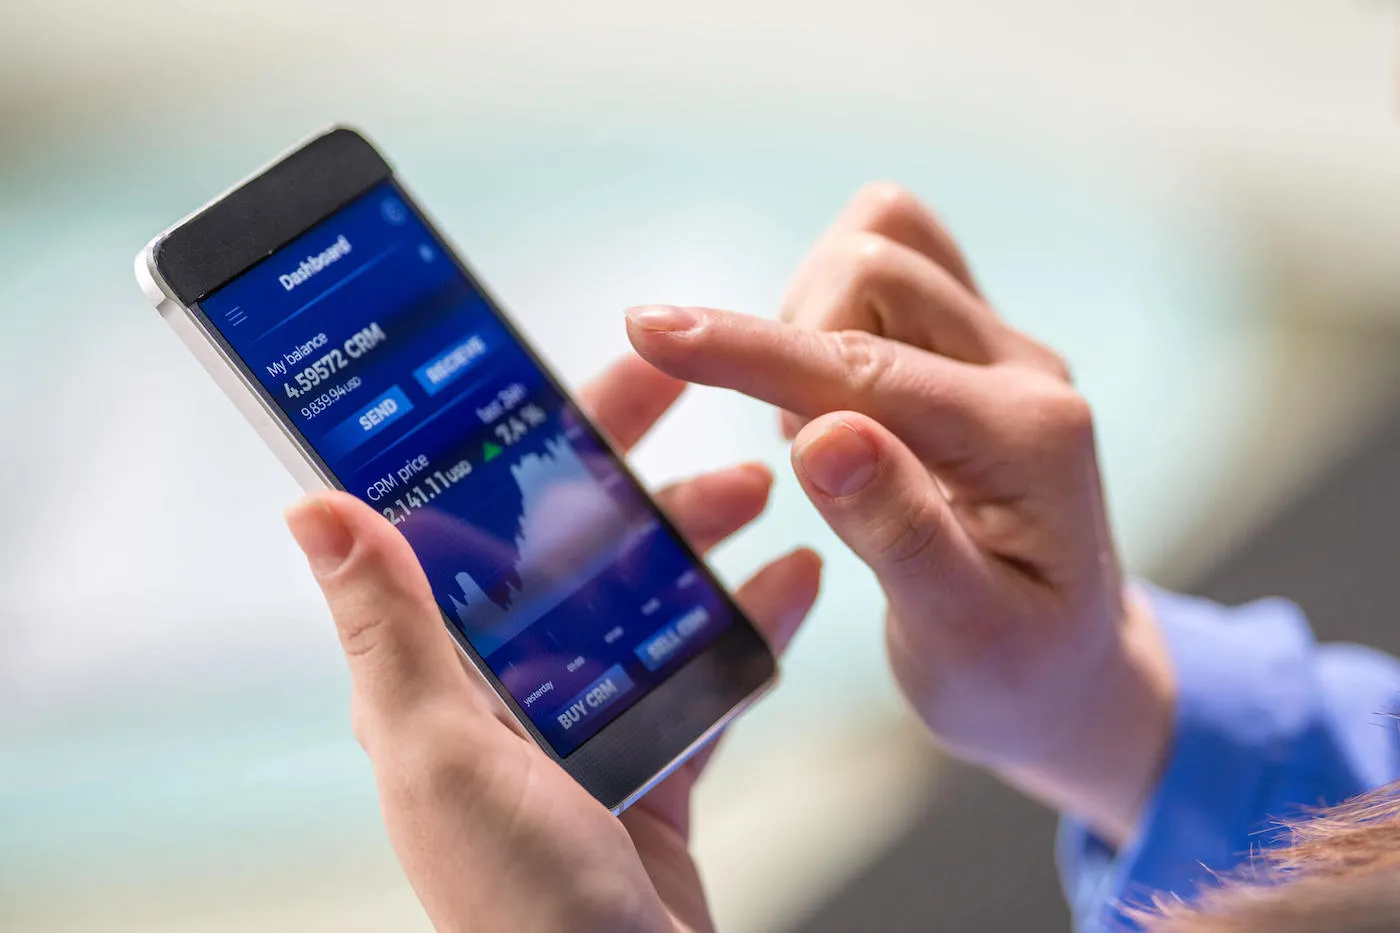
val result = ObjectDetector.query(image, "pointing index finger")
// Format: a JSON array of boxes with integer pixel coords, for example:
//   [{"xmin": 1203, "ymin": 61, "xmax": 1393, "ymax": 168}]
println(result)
[{"xmin": 625, "ymin": 304, "xmax": 992, "ymax": 470}]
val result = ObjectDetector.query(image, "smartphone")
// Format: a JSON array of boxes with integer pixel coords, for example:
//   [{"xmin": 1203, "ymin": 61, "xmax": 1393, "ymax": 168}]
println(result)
[{"xmin": 135, "ymin": 126, "xmax": 776, "ymax": 812}]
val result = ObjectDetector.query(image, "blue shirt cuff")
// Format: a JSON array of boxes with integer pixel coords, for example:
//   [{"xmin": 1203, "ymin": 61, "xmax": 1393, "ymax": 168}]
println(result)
[{"xmin": 1057, "ymin": 587, "xmax": 1330, "ymax": 931}]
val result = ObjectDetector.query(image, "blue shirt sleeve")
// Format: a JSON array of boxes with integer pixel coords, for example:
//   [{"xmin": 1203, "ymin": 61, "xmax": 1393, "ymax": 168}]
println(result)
[{"xmin": 1056, "ymin": 587, "xmax": 1400, "ymax": 932}]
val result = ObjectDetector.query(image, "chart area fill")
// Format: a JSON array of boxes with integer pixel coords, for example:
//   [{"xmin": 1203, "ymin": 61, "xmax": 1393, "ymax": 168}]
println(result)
[{"xmin": 446, "ymin": 432, "xmax": 636, "ymax": 655}]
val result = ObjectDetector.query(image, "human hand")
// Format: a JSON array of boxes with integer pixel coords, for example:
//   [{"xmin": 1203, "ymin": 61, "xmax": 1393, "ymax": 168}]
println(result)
[
  {"xmin": 284, "ymin": 355, "xmax": 821, "ymax": 933},
  {"xmin": 624, "ymin": 184, "xmax": 1173, "ymax": 844}
]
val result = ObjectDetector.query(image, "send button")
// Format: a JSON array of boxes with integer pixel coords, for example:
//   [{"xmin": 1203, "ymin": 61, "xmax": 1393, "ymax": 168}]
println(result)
[
  {"xmin": 320, "ymin": 385, "xmax": 414, "ymax": 458},
  {"xmin": 552, "ymin": 665, "xmax": 635, "ymax": 733}
]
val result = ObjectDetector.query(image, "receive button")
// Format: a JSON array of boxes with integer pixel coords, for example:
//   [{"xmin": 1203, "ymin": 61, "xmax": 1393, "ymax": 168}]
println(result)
[
  {"xmin": 634, "ymin": 606, "xmax": 712, "ymax": 671},
  {"xmin": 320, "ymin": 384, "xmax": 415, "ymax": 458},
  {"xmin": 552, "ymin": 664, "xmax": 635, "ymax": 733},
  {"xmin": 413, "ymin": 333, "xmax": 490, "ymax": 396}
]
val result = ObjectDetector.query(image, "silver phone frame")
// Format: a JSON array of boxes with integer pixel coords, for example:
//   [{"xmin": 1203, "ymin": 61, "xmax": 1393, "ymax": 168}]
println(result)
[{"xmin": 133, "ymin": 137, "xmax": 775, "ymax": 813}]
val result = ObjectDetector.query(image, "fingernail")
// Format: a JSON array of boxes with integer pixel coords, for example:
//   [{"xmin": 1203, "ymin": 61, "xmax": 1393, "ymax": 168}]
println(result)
[
  {"xmin": 285, "ymin": 495, "xmax": 354, "ymax": 576},
  {"xmin": 625, "ymin": 305, "xmax": 699, "ymax": 333},
  {"xmin": 794, "ymin": 421, "xmax": 878, "ymax": 497}
]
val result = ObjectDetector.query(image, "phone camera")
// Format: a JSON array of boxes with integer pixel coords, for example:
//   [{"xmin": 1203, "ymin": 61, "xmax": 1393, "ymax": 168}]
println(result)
[{"xmin": 380, "ymin": 198, "xmax": 408, "ymax": 226}]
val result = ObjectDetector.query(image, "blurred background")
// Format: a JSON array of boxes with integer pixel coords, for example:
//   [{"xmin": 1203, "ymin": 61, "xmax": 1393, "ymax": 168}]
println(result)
[{"xmin": 5, "ymin": 1, "xmax": 1400, "ymax": 930}]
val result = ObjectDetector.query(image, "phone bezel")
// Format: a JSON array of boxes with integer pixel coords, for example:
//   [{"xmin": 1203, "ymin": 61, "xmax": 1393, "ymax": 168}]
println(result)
[{"xmin": 137, "ymin": 126, "xmax": 777, "ymax": 812}]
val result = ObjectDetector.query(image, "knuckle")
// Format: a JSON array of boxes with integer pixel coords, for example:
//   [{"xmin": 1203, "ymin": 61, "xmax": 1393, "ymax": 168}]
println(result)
[
  {"xmin": 336, "ymin": 604, "xmax": 392, "ymax": 659},
  {"xmin": 1023, "ymin": 381, "xmax": 1095, "ymax": 449},
  {"xmin": 349, "ymin": 696, "xmax": 374, "ymax": 751},
  {"xmin": 323, "ymin": 540, "xmax": 432, "ymax": 661},
  {"xmin": 828, "ymin": 328, "xmax": 894, "ymax": 395},
  {"xmin": 1043, "ymin": 352, "xmax": 1073, "ymax": 383},
  {"xmin": 870, "ymin": 496, "xmax": 944, "ymax": 575},
  {"xmin": 850, "ymin": 181, "xmax": 926, "ymax": 229},
  {"xmin": 1023, "ymin": 337, "xmax": 1073, "ymax": 382},
  {"xmin": 791, "ymin": 234, "xmax": 898, "ymax": 330},
  {"xmin": 839, "ymin": 231, "xmax": 897, "ymax": 288}
]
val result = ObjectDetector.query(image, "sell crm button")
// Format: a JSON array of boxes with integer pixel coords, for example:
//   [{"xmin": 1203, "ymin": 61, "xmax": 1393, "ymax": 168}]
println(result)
[{"xmin": 634, "ymin": 606, "xmax": 712, "ymax": 672}]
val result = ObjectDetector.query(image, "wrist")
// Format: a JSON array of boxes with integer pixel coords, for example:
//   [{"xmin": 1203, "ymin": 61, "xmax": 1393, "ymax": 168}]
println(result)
[{"xmin": 1001, "ymin": 588, "xmax": 1175, "ymax": 846}]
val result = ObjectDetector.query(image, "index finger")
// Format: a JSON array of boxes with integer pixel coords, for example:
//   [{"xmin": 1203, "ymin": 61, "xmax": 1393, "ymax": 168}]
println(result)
[{"xmin": 625, "ymin": 304, "xmax": 998, "ymax": 471}]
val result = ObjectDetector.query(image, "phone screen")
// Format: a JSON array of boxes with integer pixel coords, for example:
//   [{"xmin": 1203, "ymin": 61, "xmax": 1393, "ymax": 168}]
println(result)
[{"xmin": 198, "ymin": 181, "xmax": 741, "ymax": 755}]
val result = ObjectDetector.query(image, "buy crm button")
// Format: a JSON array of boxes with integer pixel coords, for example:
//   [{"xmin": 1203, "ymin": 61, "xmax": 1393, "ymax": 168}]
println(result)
[{"xmin": 551, "ymin": 665, "xmax": 635, "ymax": 732}]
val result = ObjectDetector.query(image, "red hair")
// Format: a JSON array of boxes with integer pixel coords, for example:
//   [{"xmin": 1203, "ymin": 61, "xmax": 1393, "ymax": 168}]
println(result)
[{"xmin": 1141, "ymin": 781, "xmax": 1400, "ymax": 931}]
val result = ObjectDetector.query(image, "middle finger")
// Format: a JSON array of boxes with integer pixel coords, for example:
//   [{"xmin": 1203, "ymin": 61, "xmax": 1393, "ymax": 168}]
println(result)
[
  {"xmin": 576, "ymin": 353, "xmax": 686, "ymax": 452},
  {"xmin": 785, "ymin": 230, "xmax": 1009, "ymax": 366},
  {"xmin": 655, "ymin": 462, "xmax": 773, "ymax": 553}
]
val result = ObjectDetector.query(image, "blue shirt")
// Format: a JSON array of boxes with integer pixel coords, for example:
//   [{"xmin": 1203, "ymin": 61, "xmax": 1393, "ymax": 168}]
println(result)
[{"xmin": 1057, "ymin": 587, "xmax": 1400, "ymax": 931}]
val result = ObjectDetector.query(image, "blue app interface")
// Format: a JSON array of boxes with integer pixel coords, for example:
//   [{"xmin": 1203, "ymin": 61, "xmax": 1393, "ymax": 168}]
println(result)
[{"xmin": 200, "ymin": 182, "xmax": 738, "ymax": 755}]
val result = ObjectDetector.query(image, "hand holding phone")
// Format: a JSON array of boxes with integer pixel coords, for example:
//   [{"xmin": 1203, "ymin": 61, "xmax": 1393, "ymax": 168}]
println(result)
[
  {"xmin": 137, "ymin": 127, "xmax": 807, "ymax": 811},
  {"xmin": 284, "ymin": 356, "xmax": 819, "ymax": 933}
]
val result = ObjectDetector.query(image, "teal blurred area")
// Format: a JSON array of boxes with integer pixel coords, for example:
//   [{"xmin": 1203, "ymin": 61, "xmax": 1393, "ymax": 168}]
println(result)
[{"xmin": 4, "ymin": 2, "xmax": 1400, "ymax": 930}]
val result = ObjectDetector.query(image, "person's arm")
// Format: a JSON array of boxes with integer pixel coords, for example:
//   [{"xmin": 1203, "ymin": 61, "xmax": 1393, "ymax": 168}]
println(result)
[{"xmin": 1059, "ymin": 587, "xmax": 1400, "ymax": 932}]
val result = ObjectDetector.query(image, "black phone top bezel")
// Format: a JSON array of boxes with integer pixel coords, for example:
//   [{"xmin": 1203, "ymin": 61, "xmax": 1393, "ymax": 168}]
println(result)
[
  {"xmin": 154, "ymin": 128, "xmax": 392, "ymax": 305},
  {"xmin": 151, "ymin": 126, "xmax": 776, "ymax": 810}
]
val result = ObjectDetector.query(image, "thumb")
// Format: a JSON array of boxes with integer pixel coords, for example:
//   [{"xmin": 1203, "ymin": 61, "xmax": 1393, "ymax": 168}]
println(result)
[
  {"xmin": 790, "ymin": 413, "xmax": 984, "ymax": 630},
  {"xmin": 285, "ymin": 491, "xmax": 468, "ymax": 727}
]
